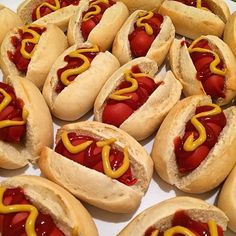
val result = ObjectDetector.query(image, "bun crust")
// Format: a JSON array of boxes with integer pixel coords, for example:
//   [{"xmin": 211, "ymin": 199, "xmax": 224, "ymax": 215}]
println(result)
[
  {"xmin": 159, "ymin": 0, "xmax": 229, "ymax": 39},
  {"xmin": 169, "ymin": 35, "xmax": 236, "ymax": 106},
  {"xmin": 0, "ymin": 76, "xmax": 53, "ymax": 169},
  {"xmin": 151, "ymin": 95, "xmax": 236, "ymax": 193},
  {"xmin": 67, "ymin": 1, "xmax": 129, "ymax": 51},
  {"xmin": 0, "ymin": 5, "xmax": 23, "ymax": 46},
  {"xmin": 42, "ymin": 42, "xmax": 120, "ymax": 121},
  {"xmin": 0, "ymin": 24, "xmax": 68, "ymax": 90},
  {"xmin": 1, "ymin": 175, "xmax": 98, "ymax": 236},
  {"xmin": 218, "ymin": 164, "xmax": 236, "ymax": 232},
  {"xmin": 94, "ymin": 57, "xmax": 182, "ymax": 140},
  {"xmin": 112, "ymin": 10, "xmax": 175, "ymax": 66},
  {"xmin": 17, "ymin": 0, "xmax": 86, "ymax": 31},
  {"xmin": 118, "ymin": 196, "xmax": 228, "ymax": 236},
  {"xmin": 38, "ymin": 121, "xmax": 153, "ymax": 213}
]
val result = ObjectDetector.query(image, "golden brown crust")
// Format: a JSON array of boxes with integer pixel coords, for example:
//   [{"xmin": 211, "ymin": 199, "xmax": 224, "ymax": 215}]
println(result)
[
  {"xmin": 67, "ymin": 1, "xmax": 129, "ymax": 51},
  {"xmin": 118, "ymin": 196, "xmax": 228, "ymax": 236},
  {"xmin": 218, "ymin": 165, "xmax": 236, "ymax": 232},
  {"xmin": 158, "ymin": 0, "xmax": 228, "ymax": 39},
  {"xmin": 42, "ymin": 42, "xmax": 120, "ymax": 121},
  {"xmin": 112, "ymin": 10, "xmax": 175, "ymax": 66},
  {"xmin": 0, "ymin": 24, "xmax": 68, "ymax": 90},
  {"xmin": 1, "ymin": 175, "xmax": 98, "ymax": 236},
  {"xmin": 151, "ymin": 95, "xmax": 236, "ymax": 193},
  {"xmin": 38, "ymin": 121, "xmax": 153, "ymax": 213}
]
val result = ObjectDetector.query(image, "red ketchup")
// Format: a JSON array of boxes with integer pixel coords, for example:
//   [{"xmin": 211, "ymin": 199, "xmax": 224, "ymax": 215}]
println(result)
[
  {"xmin": 80, "ymin": 0, "xmax": 115, "ymax": 40},
  {"xmin": 32, "ymin": 0, "xmax": 80, "ymax": 21},
  {"xmin": 0, "ymin": 83, "xmax": 26, "ymax": 143},
  {"xmin": 55, "ymin": 50, "xmax": 99, "ymax": 93},
  {"xmin": 128, "ymin": 13, "xmax": 163, "ymax": 58},
  {"xmin": 173, "ymin": 0, "xmax": 211, "ymax": 10},
  {"xmin": 55, "ymin": 133, "xmax": 137, "ymax": 186},
  {"xmin": 145, "ymin": 210, "xmax": 224, "ymax": 236},
  {"xmin": 102, "ymin": 65, "xmax": 159, "ymax": 127},
  {"xmin": 8, "ymin": 26, "xmax": 46, "ymax": 74},
  {"xmin": 174, "ymin": 105, "xmax": 226, "ymax": 173},
  {"xmin": 190, "ymin": 39, "xmax": 225, "ymax": 99},
  {"xmin": 0, "ymin": 188, "xmax": 64, "ymax": 236}
]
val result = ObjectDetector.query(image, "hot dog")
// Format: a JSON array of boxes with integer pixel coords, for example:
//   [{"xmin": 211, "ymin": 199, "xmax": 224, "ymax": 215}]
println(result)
[
  {"xmin": 94, "ymin": 57, "xmax": 182, "ymax": 141},
  {"xmin": 118, "ymin": 196, "xmax": 228, "ymax": 236},
  {"xmin": 0, "ymin": 23, "xmax": 68, "ymax": 90},
  {"xmin": 169, "ymin": 35, "xmax": 236, "ymax": 106},
  {"xmin": 0, "ymin": 4, "xmax": 23, "ymax": 46},
  {"xmin": 42, "ymin": 42, "xmax": 120, "ymax": 121},
  {"xmin": 218, "ymin": 164, "xmax": 236, "ymax": 233},
  {"xmin": 67, "ymin": 0, "xmax": 129, "ymax": 51},
  {"xmin": 0, "ymin": 175, "xmax": 98, "ymax": 236},
  {"xmin": 17, "ymin": 0, "xmax": 86, "ymax": 31},
  {"xmin": 112, "ymin": 10, "xmax": 175, "ymax": 66},
  {"xmin": 159, "ymin": 0, "xmax": 230, "ymax": 39},
  {"xmin": 38, "ymin": 121, "xmax": 153, "ymax": 213},
  {"xmin": 151, "ymin": 95, "xmax": 236, "ymax": 193},
  {"xmin": 0, "ymin": 76, "xmax": 53, "ymax": 170}
]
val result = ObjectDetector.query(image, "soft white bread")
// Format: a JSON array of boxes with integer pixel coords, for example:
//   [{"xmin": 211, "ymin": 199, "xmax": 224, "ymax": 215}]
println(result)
[
  {"xmin": 17, "ymin": 0, "xmax": 87, "ymax": 32},
  {"xmin": 43, "ymin": 42, "xmax": 120, "ymax": 121},
  {"xmin": 38, "ymin": 121, "xmax": 153, "ymax": 213},
  {"xmin": 118, "ymin": 196, "xmax": 228, "ymax": 236},
  {"xmin": 0, "ymin": 23, "xmax": 68, "ymax": 90},
  {"xmin": 159, "ymin": 0, "xmax": 230, "ymax": 39},
  {"xmin": 94, "ymin": 57, "xmax": 182, "ymax": 141},
  {"xmin": 116, "ymin": 0, "xmax": 165, "ymax": 12},
  {"xmin": 218, "ymin": 164, "xmax": 236, "ymax": 232},
  {"xmin": 169, "ymin": 35, "xmax": 236, "ymax": 106},
  {"xmin": 1, "ymin": 175, "xmax": 98, "ymax": 236},
  {"xmin": 0, "ymin": 76, "xmax": 53, "ymax": 169},
  {"xmin": 67, "ymin": 1, "xmax": 129, "ymax": 51},
  {"xmin": 0, "ymin": 5, "xmax": 23, "ymax": 46},
  {"xmin": 151, "ymin": 95, "xmax": 236, "ymax": 193},
  {"xmin": 112, "ymin": 10, "xmax": 175, "ymax": 66},
  {"xmin": 223, "ymin": 11, "xmax": 236, "ymax": 58}
]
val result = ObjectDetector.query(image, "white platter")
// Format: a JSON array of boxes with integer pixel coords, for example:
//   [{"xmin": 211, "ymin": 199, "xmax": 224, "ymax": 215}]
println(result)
[{"xmin": 0, "ymin": 1, "xmax": 236, "ymax": 235}]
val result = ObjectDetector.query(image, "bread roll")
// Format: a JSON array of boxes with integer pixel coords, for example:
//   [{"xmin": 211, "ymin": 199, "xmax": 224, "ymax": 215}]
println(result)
[{"xmin": 39, "ymin": 121, "xmax": 153, "ymax": 213}]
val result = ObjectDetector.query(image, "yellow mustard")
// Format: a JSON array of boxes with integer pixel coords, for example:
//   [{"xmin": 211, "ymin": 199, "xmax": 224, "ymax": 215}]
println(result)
[
  {"xmin": 183, "ymin": 104, "xmax": 222, "ymax": 152},
  {"xmin": 196, "ymin": 0, "xmax": 209, "ymax": 10},
  {"xmin": 0, "ymin": 186, "xmax": 38, "ymax": 236},
  {"xmin": 83, "ymin": 0, "xmax": 109, "ymax": 22},
  {"xmin": 188, "ymin": 37, "xmax": 226, "ymax": 76},
  {"xmin": 109, "ymin": 69, "xmax": 151, "ymax": 100},
  {"xmin": 60, "ymin": 44, "xmax": 99, "ymax": 86},
  {"xmin": 150, "ymin": 229, "xmax": 159, "ymax": 236},
  {"xmin": 137, "ymin": 11, "xmax": 154, "ymax": 35},
  {"xmin": 0, "ymin": 88, "xmax": 12, "ymax": 112},
  {"xmin": 36, "ymin": 0, "xmax": 60, "ymax": 19},
  {"xmin": 20, "ymin": 25, "xmax": 43, "ymax": 60}
]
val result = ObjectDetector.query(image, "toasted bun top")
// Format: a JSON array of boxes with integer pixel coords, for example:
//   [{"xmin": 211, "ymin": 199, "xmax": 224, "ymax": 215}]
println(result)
[
  {"xmin": 1, "ymin": 175, "xmax": 98, "ymax": 236},
  {"xmin": 118, "ymin": 196, "xmax": 228, "ymax": 236}
]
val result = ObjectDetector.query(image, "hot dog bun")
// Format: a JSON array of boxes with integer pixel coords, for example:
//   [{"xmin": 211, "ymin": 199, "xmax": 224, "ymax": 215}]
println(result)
[
  {"xmin": 0, "ymin": 4, "xmax": 23, "ymax": 46},
  {"xmin": 1, "ymin": 175, "xmax": 98, "ymax": 236},
  {"xmin": 67, "ymin": 1, "xmax": 129, "ymax": 51},
  {"xmin": 0, "ymin": 23, "xmax": 68, "ymax": 90},
  {"xmin": 0, "ymin": 75, "xmax": 53, "ymax": 169},
  {"xmin": 169, "ymin": 35, "xmax": 236, "ymax": 106},
  {"xmin": 38, "ymin": 121, "xmax": 153, "ymax": 213},
  {"xmin": 42, "ymin": 42, "xmax": 120, "ymax": 121},
  {"xmin": 94, "ymin": 57, "xmax": 182, "ymax": 141},
  {"xmin": 151, "ymin": 95, "xmax": 236, "ymax": 193},
  {"xmin": 17, "ymin": 0, "xmax": 86, "ymax": 31},
  {"xmin": 159, "ymin": 0, "xmax": 230, "ymax": 39},
  {"xmin": 218, "ymin": 164, "xmax": 236, "ymax": 233},
  {"xmin": 118, "ymin": 196, "xmax": 228, "ymax": 236},
  {"xmin": 112, "ymin": 10, "xmax": 175, "ymax": 66},
  {"xmin": 116, "ymin": 0, "xmax": 164, "ymax": 12}
]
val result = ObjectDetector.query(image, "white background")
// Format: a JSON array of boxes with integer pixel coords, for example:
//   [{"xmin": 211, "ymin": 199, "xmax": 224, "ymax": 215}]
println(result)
[{"xmin": 0, "ymin": 0, "xmax": 236, "ymax": 235}]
